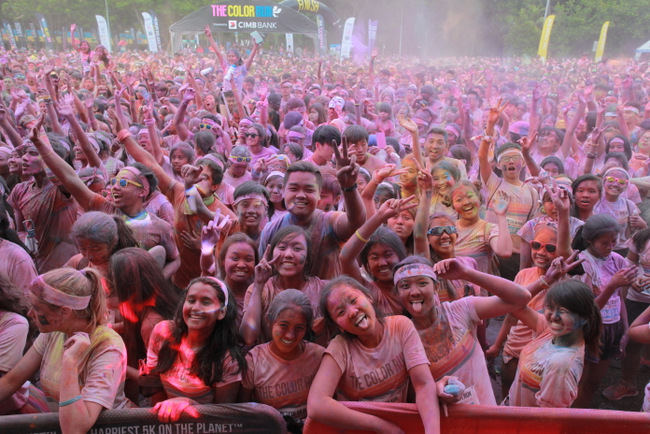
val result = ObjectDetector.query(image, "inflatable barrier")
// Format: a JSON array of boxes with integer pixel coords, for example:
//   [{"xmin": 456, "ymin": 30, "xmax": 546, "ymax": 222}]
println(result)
[
  {"xmin": 0, "ymin": 403, "xmax": 286, "ymax": 434},
  {"xmin": 304, "ymin": 401, "xmax": 650, "ymax": 434}
]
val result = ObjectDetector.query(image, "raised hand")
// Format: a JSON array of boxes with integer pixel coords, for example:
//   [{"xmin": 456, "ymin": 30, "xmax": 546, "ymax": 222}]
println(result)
[
  {"xmin": 377, "ymin": 196, "xmax": 417, "ymax": 220},
  {"xmin": 333, "ymin": 136, "xmax": 359, "ymax": 189},
  {"xmin": 204, "ymin": 25, "xmax": 212, "ymax": 38},
  {"xmin": 29, "ymin": 112, "xmax": 46, "ymax": 143},
  {"xmin": 518, "ymin": 130, "xmax": 537, "ymax": 154},
  {"xmin": 254, "ymin": 245, "xmax": 281, "ymax": 285},
  {"xmin": 487, "ymin": 98, "xmax": 508, "ymax": 126},
  {"xmin": 201, "ymin": 209, "xmax": 231, "ymax": 251},
  {"xmin": 543, "ymin": 251, "xmax": 585, "ymax": 283},
  {"xmin": 543, "ymin": 180, "xmax": 571, "ymax": 215},
  {"xmin": 396, "ymin": 114, "xmax": 417, "ymax": 133},
  {"xmin": 183, "ymin": 87, "xmax": 195, "ymax": 104},
  {"xmin": 181, "ymin": 164, "xmax": 202, "ymax": 186},
  {"xmin": 492, "ymin": 191, "xmax": 510, "ymax": 216},
  {"xmin": 372, "ymin": 163, "xmax": 408, "ymax": 184},
  {"xmin": 433, "ymin": 258, "xmax": 470, "ymax": 280}
]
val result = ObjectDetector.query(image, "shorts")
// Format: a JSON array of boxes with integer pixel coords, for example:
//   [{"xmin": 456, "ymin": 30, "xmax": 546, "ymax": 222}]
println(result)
[
  {"xmin": 626, "ymin": 298, "xmax": 650, "ymax": 323},
  {"xmin": 586, "ymin": 320, "xmax": 624, "ymax": 363}
]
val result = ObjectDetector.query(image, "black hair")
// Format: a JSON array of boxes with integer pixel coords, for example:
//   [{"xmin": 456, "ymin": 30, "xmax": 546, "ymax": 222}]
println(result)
[
  {"xmin": 545, "ymin": 280, "xmax": 602, "ymax": 356},
  {"xmin": 196, "ymin": 157, "xmax": 224, "ymax": 186},
  {"xmin": 632, "ymin": 228, "xmax": 650, "ymax": 255},
  {"xmin": 603, "ymin": 152, "xmax": 630, "ymax": 171},
  {"xmin": 194, "ymin": 130, "xmax": 216, "ymax": 156},
  {"xmin": 359, "ymin": 227, "xmax": 408, "ymax": 279},
  {"xmin": 130, "ymin": 163, "xmax": 158, "ymax": 199},
  {"xmin": 268, "ymin": 225, "xmax": 312, "ymax": 280},
  {"xmin": 312, "ymin": 124, "xmax": 341, "ymax": 148},
  {"xmin": 571, "ymin": 214, "xmax": 620, "ymax": 252},
  {"xmin": 285, "ymin": 161, "xmax": 323, "ymax": 190},
  {"xmin": 342, "ymin": 125, "xmax": 369, "ymax": 144},
  {"xmin": 570, "ymin": 174, "xmax": 602, "ymax": 218},
  {"xmin": 234, "ymin": 180, "xmax": 273, "ymax": 219},
  {"xmin": 540, "ymin": 156, "xmax": 565, "ymax": 174}
]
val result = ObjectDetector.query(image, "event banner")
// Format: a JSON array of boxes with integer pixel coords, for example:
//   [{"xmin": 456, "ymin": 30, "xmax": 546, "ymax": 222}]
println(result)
[
  {"xmin": 95, "ymin": 15, "xmax": 112, "ymax": 52},
  {"xmin": 537, "ymin": 14, "xmax": 555, "ymax": 61},
  {"xmin": 13, "ymin": 22, "xmax": 25, "ymax": 48},
  {"xmin": 340, "ymin": 17, "xmax": 355, "ymax": 60},
  {"xmin": 151, "ymin": 11, "xmax": 162, "ymax": 52},
  {"xmin": 285, "ymin": 33, "xmax": 294, "ymax": 53},
  {"xmin": 142, "ymin": 12, "xmax": 159, "ymax": 52},
  {"xmin": 35, "ymin": 13, "xmax": 53, "ymax": 49},
  {"xmin": 316, "ymin": 14, "xmax": 327, "ymax": 56},
  {"xmin": 3, "ymin": 22, "xmax": 18, "ymax": 49},
  {"xmin": 594, "ymin": 21, "xmax": 609, "ymax": 62},
  {"xmin": 368, "ymin": 19, "xmax": 378, "ymax": 56}
]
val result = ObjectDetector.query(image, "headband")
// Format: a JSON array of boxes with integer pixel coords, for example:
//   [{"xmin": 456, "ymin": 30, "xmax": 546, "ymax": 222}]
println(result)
[
  {"xmin": 265, "ymin": 171, "xmax": 285, "ymax": 183},
  {"xmin": 604, "ymin": 111, "xmax": 617, "ymax": 117},
  {"xmin": 624, "ymin": 106, "xmax": 640, "ymax": 115},
  {"xmin": 29, "ymin": 274, "xmax": 91, "ymax": 310},
  {"xmin": 602, "ymin": 167, "xmax": 629, "ymax": 179},
  {"xmin": 444, "ymin": 125, "xmax": 461, "ymax": 138},
  {"xmin": 0, "ymin": 146, "xmax": 11, "ymax": 157},
  {"xmin": 394, "ymin": 263, "xmax": 437, "ymax": 285},
  {"xmin": 287, "ymin": 131, "xmax": 306, "ymax": 141},
  {"xmin": 118, "ymin": 167, "xmax": 150, "ymax": 197},
  {"xmin": 233, "ymin": 193, "xmax": 268, "ymax": 208},
  {"xmin": 496, "ymin": 149, "xmax": 524, "ymax": 163},
  {"xmin": 198, "ymin": 153, "xmax": 220, "ymax": 165},
  {"xmin": 204, "ymin": 277, "xmax": 229, "ymax": 309},
  {"xmin": 608, "ymin": 137, "xmax": 625, "ymax": 146}
]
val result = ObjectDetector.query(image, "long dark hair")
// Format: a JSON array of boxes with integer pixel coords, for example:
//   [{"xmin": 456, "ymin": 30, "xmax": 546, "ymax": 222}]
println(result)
[
  {"xmin": 151, "ymin": 277, "xmax": 246, "ymax": 386},
  {"xmin": 632, "ymin": 228, "xmax": 650, "ymax": 255},
  {"xmin": 571, "ymin": 175, "xmax": 601, "ymax": 218},
  {"xmin": 109, "ymin": 248, "xmax": 180, "ymax": 366},
  {"xmin": 545, "ymin": 280, "xmax": 602, "ymax": 356},
  {"xmin": 0, "ymin": 272, "xmax": 36, "ymax": 340},
  {"xmin": 0, "ymin": 202, "xmax": 30, "ymax": 253}
]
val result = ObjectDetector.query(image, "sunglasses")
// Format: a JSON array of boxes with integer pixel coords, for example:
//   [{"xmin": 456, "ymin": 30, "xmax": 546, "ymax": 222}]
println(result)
[
  {"xmin": 110, "ymin": 178, "xmax": 143, "ymax": 188},
  {"xmin": 427, "ymin": 225, "xmax": 458, "ymax": 236},
  {"xmin": 604, "ymin": 176, "xmax": 628, "ymax": 186},
  {"xmin": 500, "ymin": 155, "xmax": 523, "ymax": 164},
  {"xmin": 530, "ymin": 241, "xmax": 557, "ymax": 253},
  {"xmin": 245, "ymin": 133, "xmax": 259, "ymax": 138},
  {"xmin": 200, "ymin": 123, "xmax": 215, "ymax": 130},
  {"xmin": 230, "ymin": 155, "xmax": 251, "ymax": 163}
]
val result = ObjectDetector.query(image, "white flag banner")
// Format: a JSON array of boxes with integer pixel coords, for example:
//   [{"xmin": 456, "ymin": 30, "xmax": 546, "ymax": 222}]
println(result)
[
  {"xmin": 340, "ymin": 17, "xmax": 355, "ymax": 61},
  {"xmin": 95, "ymin": 15, "xmax": 112, "ymax": 52},
  {"xmin": 141, "ymin": 12, "xmax": 158, "ymax": 52},
  {"xmin": 285, "ymin": 33, "xmax": 294, "ymax": 53}
]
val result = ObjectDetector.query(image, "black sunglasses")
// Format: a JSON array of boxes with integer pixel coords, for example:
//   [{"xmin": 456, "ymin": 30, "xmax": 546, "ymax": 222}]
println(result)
[
  {"xmin": 427, "ymin": 225, "xmax": 457, "ymax": 236},
  {"xmin": 245, "ymin": 133, "xmax": 259, "ymax": 138}
]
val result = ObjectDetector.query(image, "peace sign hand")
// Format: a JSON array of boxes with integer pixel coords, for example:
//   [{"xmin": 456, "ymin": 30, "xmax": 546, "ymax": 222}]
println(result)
[
  {"xmin": 377, "ymin": 195, "xmax": 417, "ymax": 220},
  {"xmin": 334, "ymin": 136, "xmax": 359, "ymax": 189},
  {"xmin": 254, "ymin": 245, "xmax": 280, "ymax": 285},
  {"xmin": 543, "ymin": 251, "xmax": 585, "ymax": 284}
]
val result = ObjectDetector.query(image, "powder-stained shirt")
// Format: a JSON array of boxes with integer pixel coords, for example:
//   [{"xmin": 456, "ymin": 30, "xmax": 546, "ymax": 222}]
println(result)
[
  {"xmin": 484, "ymin": 172, "xmax": 538, "ymax": 253},
  {"xmin": 33, "ymin": 325, "xmax": 130, "ymax": 409},
  {"xmin": 455, "ymin": 219, "xmax": 499, "ymax": 274},
  {"xmin": 325, "ymin": 315, "xmax": 429, "ymax": 403},
  {"xmin": 242, "ymin": 341, "xmax": 325, "ymax": 419},
  {"xmin": 146, "ymin": 321, "xmax": 242, "ymax": 404}
]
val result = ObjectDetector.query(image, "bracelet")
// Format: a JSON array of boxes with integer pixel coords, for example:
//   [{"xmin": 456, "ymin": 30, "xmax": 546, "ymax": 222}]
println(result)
[
  {"xmin": 586, "ymin": 152, "xmax": 597, "ymax": 159},
  {"xmin": 355, "ymin": 230, "xmax": 369, "ymax": 243},
  {"xmin": 342, "ymin": 183, "xmax": 358, "ymax": 192},
  {"xmin": 539, "ymin": 276, "xmax": 551, "ymax": 289},
  {"xmin": 117, "ymin": 129, "xmax": 132, "ymax": 142},
  {"xmin": 59, "ymin": 395, "xmax": 83, "ymax": 407}
]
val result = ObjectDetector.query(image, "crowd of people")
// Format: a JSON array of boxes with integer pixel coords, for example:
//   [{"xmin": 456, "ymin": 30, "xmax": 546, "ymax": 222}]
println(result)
[{"xmin": 1, "ymin": 24, "xmax": 650, "ymax": 433}]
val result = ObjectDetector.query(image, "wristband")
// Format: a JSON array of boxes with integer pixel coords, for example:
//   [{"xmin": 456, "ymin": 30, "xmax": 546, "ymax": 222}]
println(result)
[
  {"xmin": 355, "ymin": 230, "xmax": 370, "ymax": 243},
  {"xmin": 117, "ymin": 129, "xmax": 132, "ymax": 142},
  {"xmin": 59, "ymin": 395, "xmax": 83, "ymax": 407},
  {"xmin": 539, "ymin": 276, "xmax": 551, "ymax": 289},
  {"xmin": 342, "ymin": 183, "xmax": 358, "ymax": 192},
  {"xmin": 586, "ymin": 152, "xmax": 597, "ymax": 159}
]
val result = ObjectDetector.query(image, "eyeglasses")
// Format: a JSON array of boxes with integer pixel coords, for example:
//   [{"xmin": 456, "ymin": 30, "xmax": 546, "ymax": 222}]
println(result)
[
  {"xmin": 200, "ymin": 123, "xmax": 214, "ymax": 130},
  {"xmin": 604, "ymin": 176, "xmax": 628, "ymax": 186},
  {"xmin": 500, "ymin": 155, "xmax": 523, "ymax": 164},
  {"xmin": 427, "ymin": 225, "xmax": 458, "ymax": 236},
  {"xmin": 245, "ymin": 133, "xmax": 259, "ymax": 138},
  {"xmin": 110, "ymin": 178, "xmax": 143, "ymax": 188},
  {"xmin": 530, "ymin": 241, "xmax": 557, "ymax": 253},
  {"xmin": 230, "ymin": 155, "xmax": 251, "ymax": 163}
]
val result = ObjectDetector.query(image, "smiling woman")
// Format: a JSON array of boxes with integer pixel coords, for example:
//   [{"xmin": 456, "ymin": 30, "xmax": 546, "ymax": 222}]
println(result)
[{"xmin": 145, "ymin": 277, "xmax": 246, "ymax": 422}]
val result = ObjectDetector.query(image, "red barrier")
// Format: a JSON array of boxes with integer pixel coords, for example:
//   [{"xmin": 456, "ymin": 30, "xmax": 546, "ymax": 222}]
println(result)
[{"xmin": 304, "ymin": 402, "xmax": 650, "ymax": 434}]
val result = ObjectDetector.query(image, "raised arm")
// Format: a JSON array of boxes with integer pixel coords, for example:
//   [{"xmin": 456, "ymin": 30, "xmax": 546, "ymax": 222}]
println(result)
[
  {"xmin": 0, "ymin": 104, "xmax": 23, "ymax": 147},
  {"xmin": 488, "ymin": 192, "xmax": 513, "ymax": 258},
  {"xmin": 559, "ymin": 92, "xmax": 586, "ymax": 158},
  {"xmin": 243, "ymin": 41, "xmax": 260, "ymax": 71},
  {"xmin": 29, "ymin": 114, "xmax": 97, "ymax": 209},
  {"xmin": 479, "ymin": 99, "xmax": 507, "ymax": 184},
  {"xmin": 434, "ymin": 258, "xmax": 531, "ymax": 320},
  {"xmin": 204, "ymin": 25, "xmax": 226, "ymax": 68},
  {"xmin": 413, "ymin": 166, "xmax": 433, "ymax": 260},
  {"xmin": 397, "ymin": 115, "xmax": 422, "ymax": 166},
  {"xmin": 173, "ymin": 86, "xmax": 194, "ymax": 142},
  {"xmin": 142, "ymin": 100, "xmax": 164, "ymax": 165},
  {"xmin": 240, "ymin": 245, "xmax": 279, "ymax": 345},
  {"xmin": 520, "ymin": 131, "xmax": 541, "ymax": 177},
  {"xmin": 58, "ymin": 94, "xmax": 102, "ymax": 168},
  {"xmin": 333, "ymin": 137, "xmax": 367, "ymax": 240}
]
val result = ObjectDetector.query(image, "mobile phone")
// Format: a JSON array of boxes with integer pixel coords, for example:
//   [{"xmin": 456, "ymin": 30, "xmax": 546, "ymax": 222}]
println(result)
[
  {"xmin": 251, "ymin": 31, "xmax": 264, "ymax": 45},
  {"xmin": 375, "ymin": 132, "xmax": 386, "ymax": 149}
]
